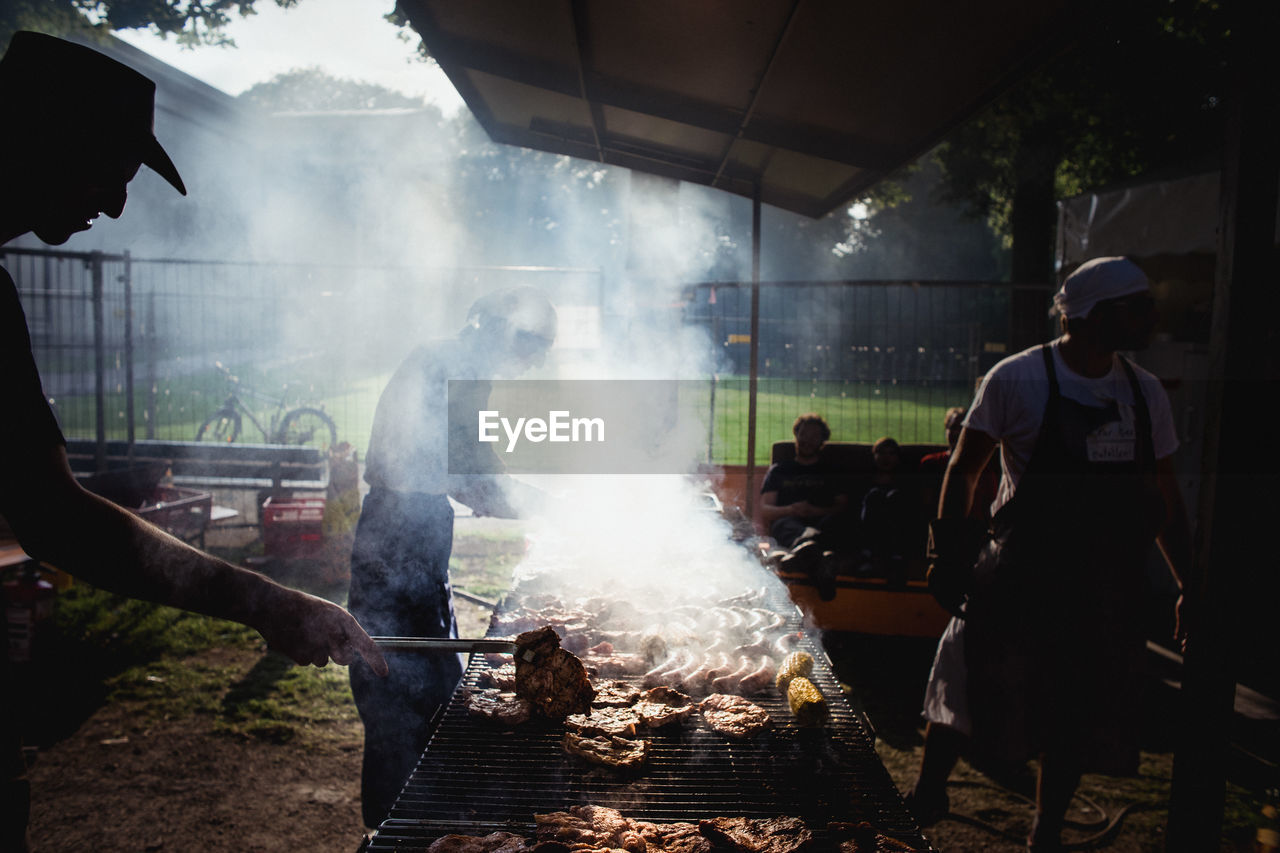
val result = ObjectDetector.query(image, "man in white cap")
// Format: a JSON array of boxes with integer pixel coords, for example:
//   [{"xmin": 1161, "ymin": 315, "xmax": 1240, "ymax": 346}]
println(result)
[
  {"xmin": 348, "ymin": 285, "xmax": 555, "ymax": 828},
  {"xmin": 0, "ymin": 31, "xmax": 387, "ymax": 850},
  {"xmin": 905, "ymin": 257, "xmax": 1192, "ymax": 850}
]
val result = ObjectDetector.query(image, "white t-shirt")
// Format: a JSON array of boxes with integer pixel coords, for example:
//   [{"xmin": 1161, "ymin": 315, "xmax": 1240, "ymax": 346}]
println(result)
[{"xmin": 965, "ymin": 339, "xmax": 1179, "ymax": 517}]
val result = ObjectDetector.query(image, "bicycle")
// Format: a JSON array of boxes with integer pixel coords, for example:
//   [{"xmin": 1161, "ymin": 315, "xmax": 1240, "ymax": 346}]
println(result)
[{"xmin": 195, "ymin": 361, "xmax": 338, "ymax": 453}]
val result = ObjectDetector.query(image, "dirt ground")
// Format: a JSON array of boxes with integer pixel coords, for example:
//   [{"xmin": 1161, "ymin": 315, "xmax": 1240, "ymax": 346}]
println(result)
[{"xmin": 27, "ymin": 645, "xmax": 370, "ymax": 853}]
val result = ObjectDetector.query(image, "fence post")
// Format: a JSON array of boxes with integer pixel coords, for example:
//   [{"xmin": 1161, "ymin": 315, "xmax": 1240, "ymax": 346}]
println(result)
[
  {"xmin": 145, "ymin": 290, "xmax": 157, "ymax": 440},
  {"xmin": 123, "ymin": 251, "xmax": 135, "ymax": 449},
  {"xmin": 91, "ymin": 251, "xmax": 106, "ymax": 473}
]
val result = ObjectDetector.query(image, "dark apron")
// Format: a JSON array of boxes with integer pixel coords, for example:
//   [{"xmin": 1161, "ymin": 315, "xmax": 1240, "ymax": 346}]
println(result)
[
  {"xmin": 347, "ymin": 487, "xmax": 462, "ymax": 827},
  {"xmin": 964, "ymin": 345, "xmax": 1165, "ymax": 775}
]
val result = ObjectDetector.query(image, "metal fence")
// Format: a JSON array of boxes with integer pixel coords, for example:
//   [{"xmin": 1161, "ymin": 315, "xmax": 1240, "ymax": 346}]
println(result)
[
  {"xmin": 5, "ymin": 247, "xmax": 1047, "ymax": 466},
  {"xmin": 682, "ymin": 280, "xmax": 1052, "ymax": 463}
]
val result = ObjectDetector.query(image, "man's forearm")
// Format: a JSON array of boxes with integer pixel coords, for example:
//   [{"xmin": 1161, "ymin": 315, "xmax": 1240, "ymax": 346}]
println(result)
[{"xmin": 32, "ymin": 489, "xmax": 288, "ymax": 627}]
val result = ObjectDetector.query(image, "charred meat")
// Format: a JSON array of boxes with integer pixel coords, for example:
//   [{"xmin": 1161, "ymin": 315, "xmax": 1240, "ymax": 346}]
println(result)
[
  {"xmin": 427, "ymin": 832, "xmax": 540, "ymax": 853},
  {"xmin": 465, "ymin": 689, "xmax": 532, "ymax": 727},
  {"xmin": 515, "ymin": 625, "xmax": 595, "ymax": 719},
  {"xmin": 699, "ymin": 694, "xmax": 771, "ymax": 740},
  {"xmin": 697, "ymin": 817, "xmax": 812, "ymax": 853},
  {"xmin": 591, "ymin": 679, "xmax": 643, "ymax": 708},
  {"xmin": 633, "ymin": 685, "xmax": 699, "ymax": 728},
  {"xmin": 561, "ymin": 732, "xmax": 649, "ymax": 770},
  {"xmin": 828, "ymin": 823, "xmax": 919, "ymax": 852},
  {"xmin": 536, "ymin": 805, "xmax": 653, "ymax": 851},
  {"xmin": 633, "ymin": 821, "xmax": 715, "ymax": 853},
  {"xmin": 564, "ymin": 706, "xmax": 642, "ymax": 738}
]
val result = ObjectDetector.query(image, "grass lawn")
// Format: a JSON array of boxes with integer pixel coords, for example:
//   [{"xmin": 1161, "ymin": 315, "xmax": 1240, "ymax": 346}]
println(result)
[{"xmin": 54, "ymin": 367, "xmax": 969, "ymax": 470}]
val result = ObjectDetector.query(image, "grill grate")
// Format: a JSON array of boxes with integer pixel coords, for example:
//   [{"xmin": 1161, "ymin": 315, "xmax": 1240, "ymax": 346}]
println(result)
[{"xmin": 367, "ymin": 576, "xmax": 929, "ymax": 852}]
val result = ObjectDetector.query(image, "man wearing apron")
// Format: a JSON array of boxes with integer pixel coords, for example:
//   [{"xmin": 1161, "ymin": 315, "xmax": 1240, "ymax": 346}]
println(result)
[
  {"xmin": 347, "ymin": 287, "xmax": 555, "ymax": 828},
  {"xmin": 906, "ymin": 257, "xmax": 1192, "ymax": 850}
]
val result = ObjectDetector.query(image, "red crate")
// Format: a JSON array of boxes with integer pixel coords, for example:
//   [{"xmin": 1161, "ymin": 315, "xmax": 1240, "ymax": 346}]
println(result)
[{"xmin": 261, "ymin": 496, "xmax": 326, "ymax": 559}]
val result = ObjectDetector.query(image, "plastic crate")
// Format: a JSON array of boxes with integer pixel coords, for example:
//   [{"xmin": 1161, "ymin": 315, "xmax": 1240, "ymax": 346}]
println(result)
[
  {"xmin": 261, "ymin": 496, "xmax": 326, "ymax": 559},
  {"xmin": 136, "ymin": 486, "xmax": 213, "ymax": 546}
]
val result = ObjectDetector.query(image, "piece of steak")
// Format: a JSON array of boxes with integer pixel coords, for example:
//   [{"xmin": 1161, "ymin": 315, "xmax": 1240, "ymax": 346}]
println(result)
[
  {"xmin": 697, "ymin": 817, "xmax": 812, "ymax": 853},
  {"xmin": 633, "ymin": 822, "xmax": 714, "ymax": 853},
  {"xmin": 564, "ymin": 706, "xmax": 642, "ymax": 738},
  {"xmin": 561, "ymin": 731, "xmax": 649, "ymax": 770},
  {"xmin": 535, "ymin": 806, "xmax": 649, "ymax": 851},
  {"xmin": 477, "ymin": 662, "xmax": 517, "ymax": 691},
  {"xmin": 827, "ymin": 823, "xmax": 919, "ymax": 852},
  {"xmin": 592, "ymin": 680, "xmax": 643, "ymax": 708},
  {"xmin": 516, "ymin": 625, "xmax": 596, "ymax": 719},
  {"xmin": 465, "ymin": 689, "xmax": 532, "ymax": 726},
  {"xmin": 699, "ymin": 694, "xmax": 771, "ymax": 740},
  {"xmin": 633, "ymin": 686, "xmax": 698, "ymax": 728},
  {"xmin": 427, "ymin": 832, "xmax": 535, "ymax": 853}
]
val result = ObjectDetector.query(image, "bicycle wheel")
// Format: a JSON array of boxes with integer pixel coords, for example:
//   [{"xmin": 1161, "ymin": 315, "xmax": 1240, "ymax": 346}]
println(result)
[
  {"xmin": 196, "ymin": 409, "xmax": 242, "ymax": 443},
  {"xmin": 276, "ymin": 407, "xmax": 338, "ymax": 453}
]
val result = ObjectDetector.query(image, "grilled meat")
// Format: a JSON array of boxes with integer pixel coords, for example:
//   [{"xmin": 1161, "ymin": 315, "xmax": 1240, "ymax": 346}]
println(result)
[
  {"xmin": 564, "ymin": 707, "xmax": 642, "ymax": 738},
  {"xmin": 735, "ymin": 657, "xmax": 777, "ymax": 696},
  {"xmin": 465, "ymin": 689, "xmax": 532, "ymax": 726},
  {"xmin": 427, "ymin": 832, "xmax": 538, "ymax": 853},
  {"xmin": 536, "ymin": 806, "xmax": 651, "ymax": 850},
  {"xmin": 477, "ymin": 662, "xmax": 517, "ymax": 691},
  {"xmin": 699, "ymin": 694, "xmax": 771, "ymax": 740},
  {"xmin": 633, "ymin": 686, "xmax": 698, "ymax": 728},
  {"xmin": 827, "ymin": 823, "xmax": 919, "ymax": 852},
  {"xmin": 633, "ymin": 822, "xmax": 714, "ymax": 853},
  {"xmin": 561, "ymin": 732, "xmax": 649, "ymax": 769},
  {"xmin": 515, "ymin": 625, "xmax": 596, "ymax": 719},
  {"xmin": 697, "ymin": 817, "xmax": 812, "ymax": 853},
  {"xmin": 591, "ymin": 679, "xmax": 643, "ymax": 708}
]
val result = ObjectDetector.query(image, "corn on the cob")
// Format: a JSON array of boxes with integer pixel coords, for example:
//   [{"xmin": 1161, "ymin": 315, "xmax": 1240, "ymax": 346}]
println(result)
[
  {"xmin": 787, "ymin": 676, "xmax": 829, "ymax": 727},
  {"xmin": 774, "ymin": 651, "xmax": 814, "ymax": 692}
]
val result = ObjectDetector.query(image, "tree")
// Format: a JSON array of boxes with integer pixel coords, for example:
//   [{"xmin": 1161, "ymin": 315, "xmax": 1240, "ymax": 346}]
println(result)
[
  {"xmin": 1, "ymin": 0, "xmax": 295, "ymax": 49},
  {"xmin": 240, "ymin": 66, "xmax": 423, "ymax": 111},
  {"xmin": 933, "ymin": 0, "xmax": 1231, "ymax": 285}
]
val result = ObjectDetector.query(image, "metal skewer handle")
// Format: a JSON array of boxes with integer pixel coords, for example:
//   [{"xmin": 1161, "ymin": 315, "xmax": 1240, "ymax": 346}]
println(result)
[{"xmin": 372, "ymin": 637, "xmax": 519, "ymax": 654}]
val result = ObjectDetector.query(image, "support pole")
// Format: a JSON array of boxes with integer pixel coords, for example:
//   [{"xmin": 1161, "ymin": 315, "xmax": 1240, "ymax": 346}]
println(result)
[
  {"xmin": 91, "ymin": 251, "xmax": 106, "ymax": 473},
  {"xmin": 744, "ymin": 187, "xmax": 762, "ymax": 524},
  {"xmin": 1166, "ymin": 6, "xmax": 1279, "ymax": 848}
]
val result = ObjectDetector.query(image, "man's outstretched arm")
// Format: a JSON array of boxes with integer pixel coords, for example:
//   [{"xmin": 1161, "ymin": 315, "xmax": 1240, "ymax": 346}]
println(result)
[{"xmin": 2, "ymin": 444, "xmax": 387, "ymax": 675}]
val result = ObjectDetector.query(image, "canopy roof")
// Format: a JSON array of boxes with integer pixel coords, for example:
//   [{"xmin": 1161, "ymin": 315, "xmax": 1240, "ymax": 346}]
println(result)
[{"xmin": 398, "ymin": 0, "xmax": 1083, "ymax": 218}]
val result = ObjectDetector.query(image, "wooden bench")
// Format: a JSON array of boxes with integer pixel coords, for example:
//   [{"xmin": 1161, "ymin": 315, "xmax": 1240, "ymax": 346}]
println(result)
[
  {"xmin": 65, "ymin": 439, "xmax": 329, "ymax": 493},
  {"xmin": 766, "ymin": 439, "xmax": 953, "ymax": 638}
]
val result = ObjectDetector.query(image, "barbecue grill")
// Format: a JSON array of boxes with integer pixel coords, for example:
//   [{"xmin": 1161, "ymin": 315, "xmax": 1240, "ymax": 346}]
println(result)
[{"xmin": 366, "ymin": 570, "xmax": 931, "ymax": 852}]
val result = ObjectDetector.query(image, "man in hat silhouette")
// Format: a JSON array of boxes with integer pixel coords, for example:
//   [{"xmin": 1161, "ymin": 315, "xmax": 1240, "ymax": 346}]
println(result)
[{"xmin": 0, "ymin": 31, "xmax": 387, "ymax": 850}]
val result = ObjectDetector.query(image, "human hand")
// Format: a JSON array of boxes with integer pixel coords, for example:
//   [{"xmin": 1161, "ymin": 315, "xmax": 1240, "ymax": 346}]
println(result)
[
  {"xmin": 791, "ymin": 501, "xmax": 820, "ymax": 518},
  {"xmin": 256, "ymin": 589, "xmax": 389, "ymax": 675},
  {"xmin": 925, "ymin": 518, "xmax": 987, "ymax": 618},
  {"xmin": 926, "ymin": 560, "xmax": 969, "ymax": 619},
  {"xmin": 1174, "ymin": 593, "xmax": 1190, "ymax": 654}
]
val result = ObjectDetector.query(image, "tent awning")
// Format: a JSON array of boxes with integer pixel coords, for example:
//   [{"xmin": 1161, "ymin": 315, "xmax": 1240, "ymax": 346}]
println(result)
[{"xmin": 397, "ymin": 0, "xmax": 1083, "ymax": 218}]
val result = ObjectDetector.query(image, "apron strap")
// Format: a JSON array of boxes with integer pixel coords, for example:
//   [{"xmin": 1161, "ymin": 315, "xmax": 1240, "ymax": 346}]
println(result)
[{"xmin": 1117, "ymin": 355, "xmax": 1157, "ymax": 471}]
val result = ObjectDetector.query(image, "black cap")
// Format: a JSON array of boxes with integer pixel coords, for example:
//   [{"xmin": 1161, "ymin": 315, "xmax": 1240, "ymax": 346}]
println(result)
[{"xmin": 0, "ymin": 30, "xmax": 186, "ymax": 195}]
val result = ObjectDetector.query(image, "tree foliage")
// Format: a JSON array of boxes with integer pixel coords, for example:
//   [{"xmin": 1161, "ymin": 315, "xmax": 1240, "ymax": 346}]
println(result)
[
  {"xmin": 932, "ymin": 0, "xmax": 1231, "ymax": 280},
  {"xmin": 240, "ymin": 66, "xmax": 423, "ymax": 111},
  {"xmin": 1, "ymin": 0, "xmax": 299, "ymax": 49}
]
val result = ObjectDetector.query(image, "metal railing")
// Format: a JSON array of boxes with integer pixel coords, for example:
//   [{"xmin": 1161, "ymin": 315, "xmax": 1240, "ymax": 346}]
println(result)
[{"xmin": 4, "ymin": 247, "xmax": 1047, "ymax": 467}]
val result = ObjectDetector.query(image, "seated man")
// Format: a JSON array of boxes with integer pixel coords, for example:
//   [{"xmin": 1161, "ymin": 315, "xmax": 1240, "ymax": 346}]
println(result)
[
  {"xmin": 759, "ymin": 414, "xmax": 853, "ymax": 598},
  {"xmin": 856, "ymin": 436, "xmax": 925, "ymax": 583}
]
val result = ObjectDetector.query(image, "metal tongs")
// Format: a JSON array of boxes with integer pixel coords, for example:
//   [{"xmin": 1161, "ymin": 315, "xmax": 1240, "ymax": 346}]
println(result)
[{"xmin": 372, "ymin": 636, "xmax": 533, "ymax": 659}]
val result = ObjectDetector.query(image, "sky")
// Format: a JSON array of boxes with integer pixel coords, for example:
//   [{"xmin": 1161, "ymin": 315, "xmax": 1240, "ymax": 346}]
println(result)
[{"xmin": 115, "ymin": 0, "xmax": 465, "ymax": 113}]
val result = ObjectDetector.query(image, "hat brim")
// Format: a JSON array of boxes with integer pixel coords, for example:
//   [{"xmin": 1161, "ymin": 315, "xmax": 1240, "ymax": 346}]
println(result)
[{"xmin": 142, "ymin": 135, "xmax": 186, "ymax": 196}]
